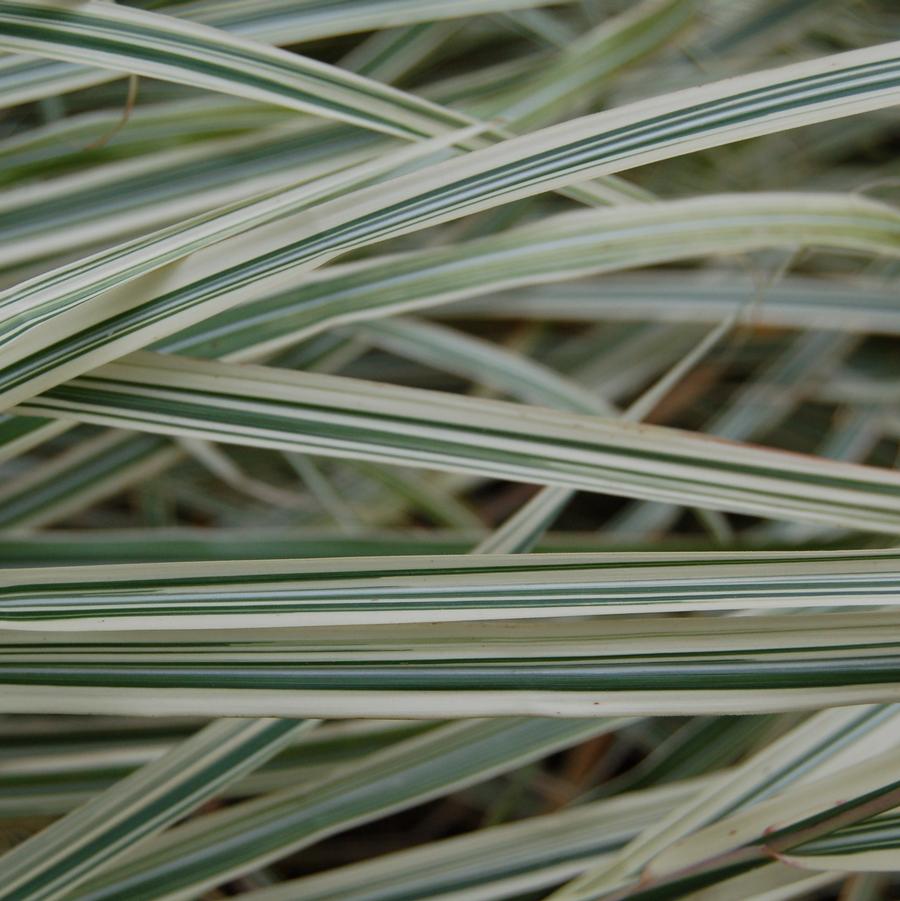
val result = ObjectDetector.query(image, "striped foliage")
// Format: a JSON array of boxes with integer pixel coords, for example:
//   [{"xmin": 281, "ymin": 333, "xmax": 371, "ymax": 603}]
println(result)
[{"xmin": 1, "ymin": 1, "xmax": 900, "ymax": 898}]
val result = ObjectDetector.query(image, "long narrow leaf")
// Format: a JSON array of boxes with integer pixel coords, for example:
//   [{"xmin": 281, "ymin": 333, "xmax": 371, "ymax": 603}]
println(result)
[
  {"xmin": 71, "ymin": 718, "xmax": 626, "ymax": 901},
  {"xmin": 2, "ymin": 44, "xmax": 899, "ymax": 407},
  {"xmin": 0, "ymin": 718, "xmax": 314, "ymax": 901},
  {"xmin": 16, "ymin": 351, "xmax": 900, "ymax": 533}
]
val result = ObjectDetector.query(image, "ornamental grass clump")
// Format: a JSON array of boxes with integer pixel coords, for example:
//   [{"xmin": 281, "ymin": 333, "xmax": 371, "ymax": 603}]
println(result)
[{"xmin": 0, "ymin": 1, "xmax": 898, "ymax": 899}]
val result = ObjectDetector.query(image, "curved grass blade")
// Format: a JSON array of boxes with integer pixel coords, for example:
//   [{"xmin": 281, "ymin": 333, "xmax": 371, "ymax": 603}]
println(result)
[
  {"xmin": 609, "ymin": 330, "xmax": 856, "ymax": 537},
  {"xmin": 447, "ymin": 272, "xmax": 900, "ymax": 334},
  {"xmin": 238, "ymin": 778, "xmax": 708, "ymax": 901},
  {"xmin": 6, "ymin": 190, "xmax": 873, "ymax": 532},
  {"xmin": 1, "ymin": 43, "xmax": 899, "ymax": 407},
  {"xmin": 0, "ymin": 431, "xmax": 179, "ymax": 531},
  {"xmin": 0, "ymin": 718, "xmax": 314, "ymax": 901},
  {"xmin": 0, "ymin": 719, "xmax": 429, "ymax": 818},
  {"xmin": 0, "ymin": 0, "xmax": 474, "ymax": 138},
  {"xmin": 352, "ymin": 317, "xmax": 615, "ymax": 413},
  {"xmin": 604, "ymin": 744, "xmax": 900, "ymax": 901},
  {"xmin": 0, "ymin": 416, "xmax": 70, "ymax": 467},
  {"xmin": 0, "ymin": 121, "xmax": 389, "ymax": 270},
  {"xmin": 0, "ymin": 0, "xmax": 684, "ymax": 267},
  {"xmin": 16, "ymin": 349, "xmax": 900, "ymax": 534},
  {"xmin": 165, "ymin": 192, "xmax": 900, "ymax": 362},
  {"xmin": 70, "ymin": 718, "xmax": 625, "ymax": 901},
  {"xmin": 0, "ymin": 0, "xmax": 663, "ymax": 216},
  {"xmin": 0, "ymin": 0, "xmax": 566, "ymax": 110},
  {"xmin": 554, "ymin": 705, "xmax": 900, "ymax": 899}
]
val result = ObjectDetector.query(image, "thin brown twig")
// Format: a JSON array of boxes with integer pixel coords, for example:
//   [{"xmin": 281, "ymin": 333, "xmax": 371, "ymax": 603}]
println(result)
[{"xmin": 84, "ymin": 74, "xmax": 140, "ymax": 150}]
